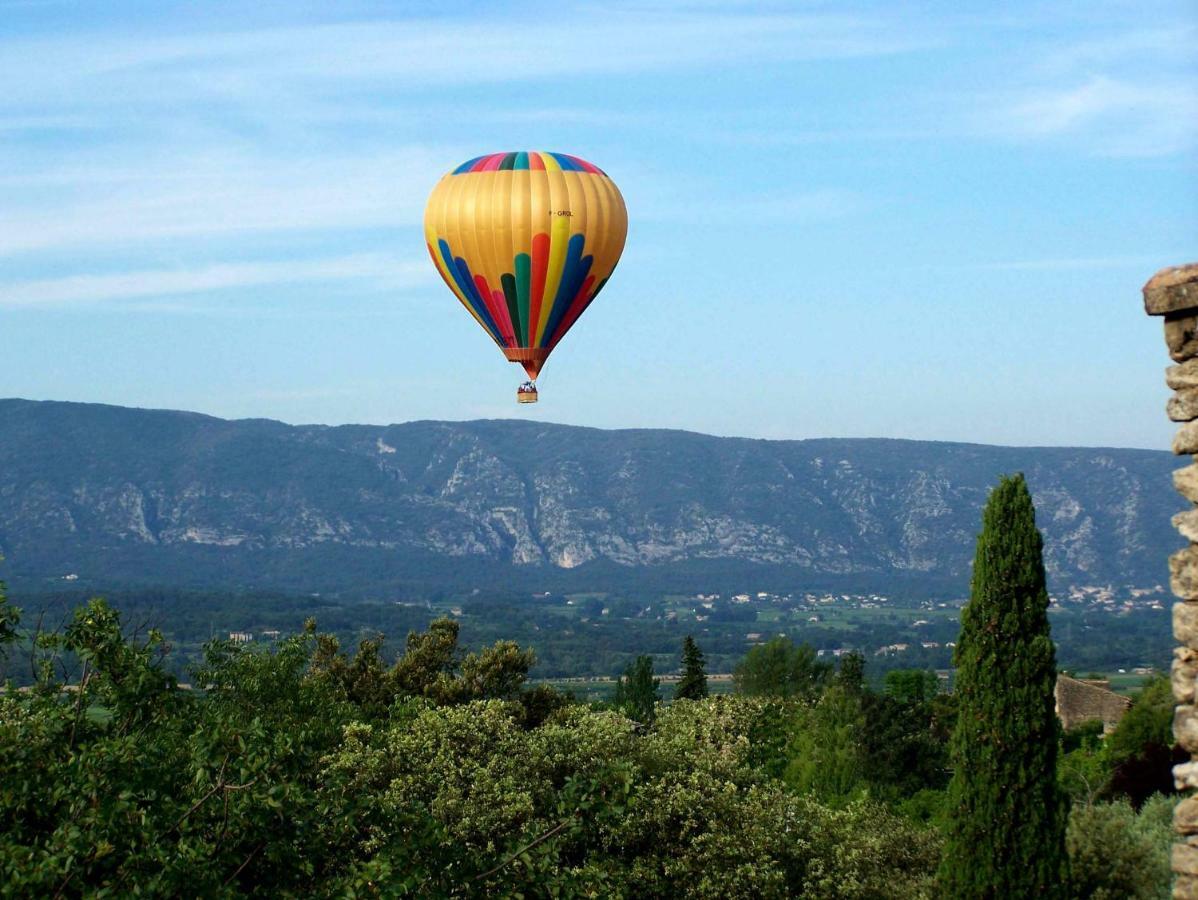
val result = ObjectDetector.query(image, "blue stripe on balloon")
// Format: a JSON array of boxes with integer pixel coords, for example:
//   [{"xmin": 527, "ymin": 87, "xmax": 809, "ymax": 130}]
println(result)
[
  {"xmin": 454, "ymin": 257, "xmax": 504, "ymax": 342},
  {"xmin": 514, "ymin": 151, "xmax": 529, "ymax": 171},
  {"xmin": 550, "ymin": 152, "xmax": 581, "ymax": 171},
  {"xmin": 540, "ymin": 234, "xmax": 591, "ymax": 347},
  {"xmin": 438, "ymin": 239, "xmax": 502, "ymax": 342},
  {"xmin": 452, "ymin": 155, "xmax": 485, "ymax": 175}
]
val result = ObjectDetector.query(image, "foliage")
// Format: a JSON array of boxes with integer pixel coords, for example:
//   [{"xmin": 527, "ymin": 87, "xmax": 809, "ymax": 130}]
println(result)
[
  {"xmin": 320, "ymin": 693, "xmax": 943, "ymax": 898},
  {"xmin": 0, "ymin": 593, "xmax": 950, "ymax": 897},
  {"xmin": 0, "ymin": 573, "xmax": 18, "ymax": 662},
  {"xmin": 308, "ymin": 615, "xmax": 542, "ymax": 715},
  {"xmin": 18, "ymin": 579, "xmax": 1181, "ymax": 898},
  {"xmin": 612, "ymin": 655, "xmax": 660, "ymax": 724},
  {"xmin": 883, "ymin": 669, "xmax": 939, "ymax": 704},
  {"xmin": 939, "ymin": 474, "xmax": 1068, "ymax": 898},
  {"xmin": 1058, "ymin": 724, "xmax": 1112, "ymax": 807},
  {"xmin": 1065, "ymin": 795, "xmax": 1172, "ymax": 900},
  {"xmin": 733, "ymin": 636, "xmax": 831, "ymax": 699},
  {"xmin": 1056, "ymin": 678, "xmax": 1181, "ymax": 809},
  {"xmin": 0, "ymin": 598, "xmax": 356, "ymax": 896},
  {"xmin": 1103, "ymin": 676, "xmax": 1181, "ymax": 808},
  {"xmin": 783, "ymin": 685, "xmax": 866, "ymax": 806},
  {"xmin": 859, "ymin": 684, "xmax": 952, "ymax": 808},
  {"xmin": 1107, "ymin": 677, "xmax": 1173, "ymax": 765},
  {"xmin": 674, "ymin": 635, "xmax": 708, "ymax": 700},
  {"xmin": 836, "ymin": 651, "xmax": 866, "ymax": 694}
]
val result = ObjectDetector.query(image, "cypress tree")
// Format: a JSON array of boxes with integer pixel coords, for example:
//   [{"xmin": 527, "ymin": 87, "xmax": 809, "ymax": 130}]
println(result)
[
  {"xmin": 674, "ymin": 635, "xmax": 709, "ymax": 700},
  {"xmin": 613, "ymin": 655, "xmax": 660, "ymax": 724},
  {"xmin": 940, "ymin": 474, "xmax": 1067, "ymax": 898}
]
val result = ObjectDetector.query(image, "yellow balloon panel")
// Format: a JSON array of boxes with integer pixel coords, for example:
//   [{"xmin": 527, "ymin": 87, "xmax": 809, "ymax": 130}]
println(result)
[{"xmin": 424, "ymin": 152, "xmax": 627, "ymax": 367}]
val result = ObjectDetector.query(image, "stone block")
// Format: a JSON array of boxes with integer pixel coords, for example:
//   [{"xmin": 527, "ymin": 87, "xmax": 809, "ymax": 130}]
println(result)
[
  {"xmin": 1171, "ymin": 361, "xmax": 1198, "ymax": 391},
  {"xmin": 1177, "ymin": 510, "xmax": 1198, "ymax": 543},
  {"xmin": 1178, "ymin": 467, "xmax": 1198, "ymax": 500},
  {"xmin": 1178, "ymin": 705, "xmax": 1198, "ymax": 752},
  {"xmin": 1174, "ymin": 392, "xmax": 1198, "ymax": 422},
  {"xmin": 1166, "ymin": 315, "xmax": 1198, "ymax": 362},
  {"xmin": 1145, "ymin": 263, "xmax": 1198, "ymax": 316},
  {"xmin": 1178, "ymin": 797, "xmax": 1198, "ymax": 835},
  {"xmin": 1176, "ymin": 841, "xmax": 1198, "ymax": 877},
  {"xmin": 1178, "ymin": 648, "xmax": 1198, "ymax": 703},
  {"xmin": 1176, "ymin": 871, "xmax": 1198, "ymax": 900},
  {"xmin": 1176, "ymin": 760, "xmax": 1198, "ymax": 790},
  {"xmin": 1176, "ymin": 602, "xmax": 1198, "ymax": 646},
  {"xmin": 1176, "ymin": 423, "xmax": 1198, "ymax": 455},
  {"xmin": 1174, "ymin": 549, "xmax": 1198, "ymax": 599}
]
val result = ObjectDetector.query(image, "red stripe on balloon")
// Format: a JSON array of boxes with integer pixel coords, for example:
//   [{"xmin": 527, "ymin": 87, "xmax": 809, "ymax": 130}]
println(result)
[
  {"xmin": 528, "ymin": 152, "xmax": 545, "ymax": 171},
  {"xmin": 565, "ymin": 155, "xmax": 599, "ymax": 174},
  {"xmin": 549, "ymin": 274, "xmax": 596, "ymax": 348},
  {"xmin": 474, "ymin": 275, "xmax": 511, "ymax": 345},
  {"xmin": 492, "ymin": 289, "xmax": 515, "ymax": 344},
  {"xmin": 528, "ymin": 232, "xmax": 550, "ymax": 344}
]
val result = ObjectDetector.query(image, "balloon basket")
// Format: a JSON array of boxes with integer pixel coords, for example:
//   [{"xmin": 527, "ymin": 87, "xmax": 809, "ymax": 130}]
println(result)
[{"xmin": 517, "ymin": 386, "xmax": 538, "ymax": 404}]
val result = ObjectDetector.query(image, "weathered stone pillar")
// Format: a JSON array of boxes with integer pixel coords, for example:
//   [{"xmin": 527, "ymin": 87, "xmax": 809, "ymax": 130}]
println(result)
[{"xmin": 1143, "ymin": 263, "xmax": 1198, "ymax": 899}]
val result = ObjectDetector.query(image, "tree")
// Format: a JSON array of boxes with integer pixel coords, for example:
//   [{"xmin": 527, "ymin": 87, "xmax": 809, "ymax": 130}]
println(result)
[
  {"xmin": 784, "ymin": 685, "xmax": 866, "ymax": 805},
  {"xmin": 674, "ymin": 635, "xmax": 708, "ymax": 700},
  {"xmin": 939, "ymin": 474, "xmax": 1068, "ymax": 897},
  {"xmin": 884, "ymin": 669, "xmax": 939, "ymax": 705},
  {"xmin": 836, "ymin": 651, "xmax": 866, "ymax": 694},
  {"xmin": 612, "ymin": 655, "xmax": 659, "ymax": 724},
  {"xmin": 733, "ymin": 636, "xmax": 830, "ymax": 699},
  {"xmin": 430, "ymin": 639, "xmax": 537, "ymax": 706},
  {"xmin": 1105, "ymin": 676, "xmax": 1180, "ymax": 808},
  {"xmin": 860, "ymin": 680, "xmax": 951, "ymax": 805},
  {"xmin": 309, "ymin": 632, "xmax": 395, "ymax": 718},
  {"xmin": 392, "ymin": 617, "xmax": 461, "ymax": 697}
]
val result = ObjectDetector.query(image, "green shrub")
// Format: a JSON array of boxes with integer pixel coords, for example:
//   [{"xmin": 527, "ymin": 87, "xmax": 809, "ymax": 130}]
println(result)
[{"xmin": 1066, "ymin": 796, "xmax": 1172, "ymax": 900}]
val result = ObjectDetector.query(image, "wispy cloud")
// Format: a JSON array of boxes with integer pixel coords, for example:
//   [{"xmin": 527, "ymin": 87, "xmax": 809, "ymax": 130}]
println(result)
[
  {"xmin": 984, "ymin": 75, "xmax": 1198, "ymax": 157},
  {"xmin": 0, "ymin": 12, "xmax": 931, "ymax": 111},
  {"xmin": 0, "ymin": 254, "xmax": 429, "ymax": 308},
  {"xmin": 1031, "ymin": 26, "xmax": 1196, "ymax": 77},
  {"xmin": 964, "ymin": 20, "xmax": 1198, "ymax": 158},
  {"xmin": 0, "ymin": 7, "xmax": 936, "ymax": 266},
  {"xmin": 0, "ymin": 148, "xmax": 452, "ymax": 257}
]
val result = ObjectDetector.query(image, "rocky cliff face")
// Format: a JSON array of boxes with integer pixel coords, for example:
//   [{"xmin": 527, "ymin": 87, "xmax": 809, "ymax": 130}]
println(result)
[{"xmin": 0, "ymin": 399, "xmax": 1180, "ymax": 590}]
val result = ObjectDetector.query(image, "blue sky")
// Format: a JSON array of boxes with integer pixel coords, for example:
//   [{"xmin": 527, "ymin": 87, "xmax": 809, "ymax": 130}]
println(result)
[{"xmin": 1, "ymin": 1, "xmax": 1194, "ymax": 448}]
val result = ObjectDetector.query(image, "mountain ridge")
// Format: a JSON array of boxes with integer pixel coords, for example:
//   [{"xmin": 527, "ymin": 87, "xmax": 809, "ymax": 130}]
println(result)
[
  {"xmin": 0, "ymin": 398, "xmax": 1181, "ymax": 596},
  {"xmin": 1, "ymin": 396, "xmax": 1168, "ymax": 452}
]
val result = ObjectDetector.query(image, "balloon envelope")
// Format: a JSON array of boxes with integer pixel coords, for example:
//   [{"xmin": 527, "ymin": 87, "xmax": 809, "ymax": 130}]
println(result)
[{"xmin": 424, "ymin": 151, "xmax": 628, "ymax": 381}]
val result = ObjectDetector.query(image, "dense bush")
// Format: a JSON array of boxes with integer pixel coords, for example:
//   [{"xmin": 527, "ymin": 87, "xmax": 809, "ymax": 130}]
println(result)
[{"xmin": 1066, "ymin": 795, "xmax": 1172, "ymax": 900}]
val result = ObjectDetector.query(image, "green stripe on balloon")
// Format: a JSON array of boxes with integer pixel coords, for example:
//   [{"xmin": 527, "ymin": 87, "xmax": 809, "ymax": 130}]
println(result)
[
  {"xmin": 501, "ymin": 273, "xmax": 522, "ymax": 345},
  {"xmin": 514, "ymin": 252, "xmax": 531, "ymax": 348}
]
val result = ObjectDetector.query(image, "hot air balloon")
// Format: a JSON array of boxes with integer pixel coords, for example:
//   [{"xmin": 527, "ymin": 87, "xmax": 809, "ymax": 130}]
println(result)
[{"xmin": 424, "ymin": 151, "xmax": 628, "ymax": 403}]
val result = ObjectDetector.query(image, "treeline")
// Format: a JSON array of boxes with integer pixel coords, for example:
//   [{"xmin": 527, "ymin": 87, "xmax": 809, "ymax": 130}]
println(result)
[
  {"xmin": 10, "ymin": 582, "xmax": 1171, "ymax": 685},
  {"xmin": 0, "ymin": 591, "xmax": 1175, "ymax": 897}
]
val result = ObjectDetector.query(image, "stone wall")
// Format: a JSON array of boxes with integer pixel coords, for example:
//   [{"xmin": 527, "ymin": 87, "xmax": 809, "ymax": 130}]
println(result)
[{"xmin": 1142, "ymin": 263, "xmax": 1198, "ymax": 898}]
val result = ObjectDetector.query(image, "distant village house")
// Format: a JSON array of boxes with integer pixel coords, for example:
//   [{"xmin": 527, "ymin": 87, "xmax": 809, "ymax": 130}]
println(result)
[{"xmin": 1054, "ymin": 674, "xmax": 1131, "ymax": 734}]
